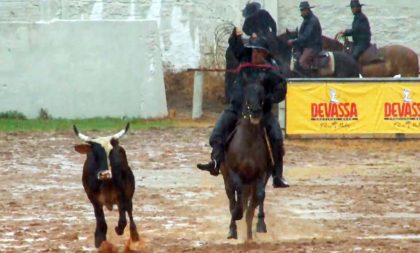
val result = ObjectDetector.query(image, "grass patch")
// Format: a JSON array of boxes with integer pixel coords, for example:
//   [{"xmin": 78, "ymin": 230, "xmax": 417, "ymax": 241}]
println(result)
[{"xmin": 0, "ymin": 118, "xmax": 175, "ymax": 133}]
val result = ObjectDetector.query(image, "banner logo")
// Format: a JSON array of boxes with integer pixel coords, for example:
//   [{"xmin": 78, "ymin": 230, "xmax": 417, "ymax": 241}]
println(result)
[
  {"xmin": 384, "ymin": 88, "xmax": 420, "ymax": 120},
  {"xmin": 311, "ymin": 89, "xmax": 358, "ymax": 121}
]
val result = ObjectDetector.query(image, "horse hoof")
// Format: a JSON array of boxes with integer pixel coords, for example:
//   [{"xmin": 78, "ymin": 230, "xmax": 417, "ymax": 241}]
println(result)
[
  {"xmin": 95, "ymin": 235, "xmax": 106, "ymax": 248},
  {"xmin": 130, "ymin": 230, "xmax": 140, "ymax": 242},
  {"xmin": 227, "ymin": 230, "xmax": 238, "ymax": 239},
  {"xmin": 115, "ymin": 226, "xmax": 125, "ymax": 236},
  {"xmin": 256, "ymin": 221, "xmax": 267, "ymax": 233}
]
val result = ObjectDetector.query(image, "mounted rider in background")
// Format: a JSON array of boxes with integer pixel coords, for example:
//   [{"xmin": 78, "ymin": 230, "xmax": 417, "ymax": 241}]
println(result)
[
  {"xmin": 242, "ymin": 2, "xmax": 277, "ymax": 38},
  {"xmin": 337, "ymin": 0, "xmax": 371, "ymax": 61},
  {"xmin": 287, "ymin": 1, "xmax": 323, "ymax": 74}
]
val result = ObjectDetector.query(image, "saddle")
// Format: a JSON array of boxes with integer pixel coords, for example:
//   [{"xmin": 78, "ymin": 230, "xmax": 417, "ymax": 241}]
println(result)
[
  {"xmin": 291, "ymin": 51, "xmax": 335, "ymax": 76},
  {"xmin": 358, "ymin": 44, "xmax": 384, "ymax": 65}
]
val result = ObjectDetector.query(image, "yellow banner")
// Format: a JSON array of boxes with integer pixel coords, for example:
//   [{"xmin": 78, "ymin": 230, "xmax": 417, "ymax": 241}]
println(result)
[{"xmin": 286, "ymin": 82, "xmax": 420, "ymax": 135}]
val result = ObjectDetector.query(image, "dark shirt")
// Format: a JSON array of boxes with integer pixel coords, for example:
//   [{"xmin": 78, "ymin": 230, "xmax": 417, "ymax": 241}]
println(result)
[
  {"xmin": 294, "ymin": 12, "xmax": 323, "ymax": 52},
  {"xmin": 344, "ymin": 11, "xmax": 371, "ymax": 46},
  {"xmin": 242, "ymin": 9, "xmax": 277, "ymax": 37},
  {"xmin": 228, "ymin": 34, "xmax": 287, "ymax": 113}
]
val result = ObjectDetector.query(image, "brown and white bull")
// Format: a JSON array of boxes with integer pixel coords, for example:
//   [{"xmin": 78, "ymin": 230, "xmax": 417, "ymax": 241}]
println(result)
[{"xmin": 73, "ymin": 123, "xmax": 139, "ymax": 248}]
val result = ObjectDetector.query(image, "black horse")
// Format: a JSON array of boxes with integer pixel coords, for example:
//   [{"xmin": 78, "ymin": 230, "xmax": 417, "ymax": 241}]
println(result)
[{"xmin": 221, "ymin": 72, "xmax": 272, "ymax": 240}]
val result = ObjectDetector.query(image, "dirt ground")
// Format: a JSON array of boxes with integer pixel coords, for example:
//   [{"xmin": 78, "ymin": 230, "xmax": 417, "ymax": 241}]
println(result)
[{"xmin": 0, "ymin": 128, "xmax": 419, "ymax": 253}]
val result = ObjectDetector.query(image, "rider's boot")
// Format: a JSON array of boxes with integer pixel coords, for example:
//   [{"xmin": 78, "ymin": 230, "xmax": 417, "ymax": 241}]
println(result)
[
  {"xmin": 271, "ymin": 142, "xmax": 289, "ymax": 188},
  {"xmin": 197, "ymin": 144, "xmax": 223, "ymax": 176}
]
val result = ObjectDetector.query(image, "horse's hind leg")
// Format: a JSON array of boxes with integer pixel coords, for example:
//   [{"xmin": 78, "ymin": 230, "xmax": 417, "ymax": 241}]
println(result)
[
  {"xmin": 256, "ymin": 174, "xmax": 268, "ymax": 233},
  {"xmin": 246, "ymin": 189, "xmax": 258, "ymax": 240}
]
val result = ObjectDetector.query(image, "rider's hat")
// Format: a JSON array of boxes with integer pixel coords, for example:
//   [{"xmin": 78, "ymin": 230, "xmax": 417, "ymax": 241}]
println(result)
[
  {"xmin": 245, "ymin": 36, "xmax": 270, "ymax": 53},
  {"xmin": 299, "ymin": 1, "xmax": 315, "ymax": 11},
  {"xmin": 242, "ymin": 2, "xmax": 262, "ymax": 18},
  {"xmin": 348, "ymin": 0, "xmax": 365, "ymax": 8}
]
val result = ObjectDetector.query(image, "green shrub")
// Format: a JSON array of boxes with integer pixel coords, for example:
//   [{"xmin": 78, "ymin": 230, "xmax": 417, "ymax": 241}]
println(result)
[{"xmin": 0, "ymin": 111, "xmax": 27, "ymax": 120}]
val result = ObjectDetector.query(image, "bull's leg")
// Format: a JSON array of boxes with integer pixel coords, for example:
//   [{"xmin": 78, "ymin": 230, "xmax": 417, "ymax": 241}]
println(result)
[
  {"xmin": 126, "ymin": 199, "xmax": 140, "ymax": 242},
  {"xmin": 115, "ymin": 198, "xmax": 128, "ymax": 236},
  {"xmin": 93, "ymin": 203, "xmax": 107, "ymax": 248},
  {"xmin": 256, "ymin": 174, "xmax": 268, "ymax": 233}
]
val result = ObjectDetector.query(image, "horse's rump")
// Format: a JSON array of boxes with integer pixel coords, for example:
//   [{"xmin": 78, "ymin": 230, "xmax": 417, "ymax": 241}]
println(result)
[{"xmin": 361, "ymin": 45, "xmax": 419, "ymax": 77}]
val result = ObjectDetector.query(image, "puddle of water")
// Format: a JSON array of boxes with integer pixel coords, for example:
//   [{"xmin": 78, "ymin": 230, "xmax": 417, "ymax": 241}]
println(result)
[
  {"xmin": 358, "ymin": 234, "xmax": 420, "ymax": 240},
  {"xmin": 135, "ymin": 168, "xmax": 201, "ymax": 188}
]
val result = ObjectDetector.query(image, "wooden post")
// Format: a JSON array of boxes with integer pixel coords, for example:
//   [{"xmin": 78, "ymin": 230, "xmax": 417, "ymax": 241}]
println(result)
[{"xmin": 192, "ymin": 71, "xmax": 204, "ymax": 119}]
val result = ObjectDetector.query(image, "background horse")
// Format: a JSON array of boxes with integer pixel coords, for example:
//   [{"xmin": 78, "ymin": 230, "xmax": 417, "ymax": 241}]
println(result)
[
  {"xmin": 222, "ymin": 73, "xmax": 271, "ymax": 240},
  {"xmin": 275, "ymin": 32, "xmax": 360, "ymax": 78},
  {"xmin": 335, "ymin": 36, "xmax": 419, "ymax": 77}
]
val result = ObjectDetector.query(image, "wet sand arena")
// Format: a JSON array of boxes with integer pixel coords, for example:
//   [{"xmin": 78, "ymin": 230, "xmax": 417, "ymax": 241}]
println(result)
[{"xmin": 0, "ymin": 128, "xmax": 419, "ymax": 252}]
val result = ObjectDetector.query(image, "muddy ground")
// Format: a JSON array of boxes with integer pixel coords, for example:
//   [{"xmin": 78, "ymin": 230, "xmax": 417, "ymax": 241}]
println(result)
[{"xmin": 0, "ymin": 128, "xmax": 419, "ymax": 252}]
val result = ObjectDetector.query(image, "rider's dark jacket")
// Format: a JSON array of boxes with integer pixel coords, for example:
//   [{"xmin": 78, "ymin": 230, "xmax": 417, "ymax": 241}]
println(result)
[
  {"xmin": 242, "ymin": 9, "xmax": 277, "ymax": 38},
  {"xmin": 294, "ymin": 11, "xmax": 322, "ymax": 52},
  {"xmin": 228, "ymin": 34, "xmax": 287, "ymax": 114},
  {"xmin": 344, "ymin": 11, "xmax": 371, "ymax": 46}
]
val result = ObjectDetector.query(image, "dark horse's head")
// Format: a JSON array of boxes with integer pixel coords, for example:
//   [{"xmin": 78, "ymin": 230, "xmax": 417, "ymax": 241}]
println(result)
[{"xmin": 240, "ymin": 71, "xmax": 265, "ymax": 125}]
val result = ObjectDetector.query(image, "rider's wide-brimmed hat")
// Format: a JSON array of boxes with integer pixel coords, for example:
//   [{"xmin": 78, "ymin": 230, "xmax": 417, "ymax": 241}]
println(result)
[
  {"xmin": 242, "ymin": 2, "xmax": 262, "ymax": 18},
  {"xmin": 299, "ymin": 1, "xmax": 315, "ymax": 10},
  {"xmin": 348, "ymin": 0, "xmax": 365, "ymax": 7},
  {"xmin": 245, "ymin": 36, "xmax": 271, "ymax": 53}
]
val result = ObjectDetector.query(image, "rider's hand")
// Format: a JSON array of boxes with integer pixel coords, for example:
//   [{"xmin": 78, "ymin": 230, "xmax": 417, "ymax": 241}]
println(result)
[
  {"xmin": 287, "ymin": 39, "xmax": 294, "ymax": 47},
  {"xmin": 251, "ymin": 33, "xmax": 257, "ymax": 39},
  {"xmin": 235, "ymin": 27, "xmax": 243, "ymax": 37},
  {"xmin": 336, "ymin": 31, "xmax": 345, "ymax": 39}
]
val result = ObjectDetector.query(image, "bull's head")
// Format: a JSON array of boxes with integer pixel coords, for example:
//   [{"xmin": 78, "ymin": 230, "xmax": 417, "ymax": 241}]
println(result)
[{"xmin": 73, "ymin": 123, "xmax": 130, "ymax": 180}]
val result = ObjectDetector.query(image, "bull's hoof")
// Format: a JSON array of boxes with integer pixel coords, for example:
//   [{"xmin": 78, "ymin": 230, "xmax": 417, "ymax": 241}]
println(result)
[
  {"xmin": 227, "ymin": 229, "xmax": 238, "ymax": 239},
  {"xmin": 115, "ymin": 225, "xmax": 125, "ymax": 236},
  {"xmin": 130, "ymin": 229, "xmax": 140, "ymax": 242},
  {"xmin": 256, "ymin": 220, "xmax": 267, "ymax": 233},
  {"xmin": 232, "ymin": 207, "xmax": 243, "ymax": 221}
]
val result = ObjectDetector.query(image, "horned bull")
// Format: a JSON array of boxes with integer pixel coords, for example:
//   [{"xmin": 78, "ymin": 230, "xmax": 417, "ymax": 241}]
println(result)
[{"xmin": 73, "ymin": 123, "xmax": 139, "ymax": 248}]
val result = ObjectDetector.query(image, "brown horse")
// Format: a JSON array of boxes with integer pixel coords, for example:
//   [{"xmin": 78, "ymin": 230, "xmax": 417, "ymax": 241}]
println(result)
[
  {"xmin": 332, "ymin": 35, "xmax": 419, "ymax": 77},
  {"xmin": 222, "ymin": 73, "xmax": 271, "ymax": 240}
]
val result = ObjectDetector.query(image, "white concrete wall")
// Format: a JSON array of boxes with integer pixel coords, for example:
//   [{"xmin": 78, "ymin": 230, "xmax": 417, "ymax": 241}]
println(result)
[
  {"xmin": 0, "ymin": 1, "xmax": 418, "ymax": 70},
  {"xmin": 0, "ymin": 20, "xmax": 168, "ymax": 119}
]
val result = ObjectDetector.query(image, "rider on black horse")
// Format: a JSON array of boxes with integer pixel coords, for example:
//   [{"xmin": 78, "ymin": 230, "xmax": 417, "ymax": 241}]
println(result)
[
  {"xmin": 337, "ymin": 0, "xmax": 371, "ymax": 61},
  {"xmin": 225, "ymin": 2, "xmax": 278, "ymax": 103},
  {"xmin": 287, "ymin": 1, "xmax": 323, "ymax": 74},
  {"xmin": 197, "ymin": 27, "xmax": 289, "ymax": 188}
]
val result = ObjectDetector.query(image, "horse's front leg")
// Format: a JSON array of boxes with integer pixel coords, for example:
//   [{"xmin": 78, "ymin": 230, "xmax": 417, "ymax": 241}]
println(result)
[
  {"xmin": 224, "ymin": 173, "xmax": 238, "ymax": 239},
  {"xmin": 256, "ymin": 173, "xmax": 268, "ymax": 233},
  {"xmin": 229, "ymin": 170, "xmax": 243, "ymax": 221}
]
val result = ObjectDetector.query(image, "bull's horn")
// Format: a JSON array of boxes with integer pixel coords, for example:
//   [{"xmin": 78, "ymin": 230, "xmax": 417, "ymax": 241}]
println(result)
[
  {"xmin": 73, "ymin": 125, "xmax": 92, "ymax": 142},
  {"xmin": 112, "ymin": 123, "xmax": 130, "ymax": 139}
]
